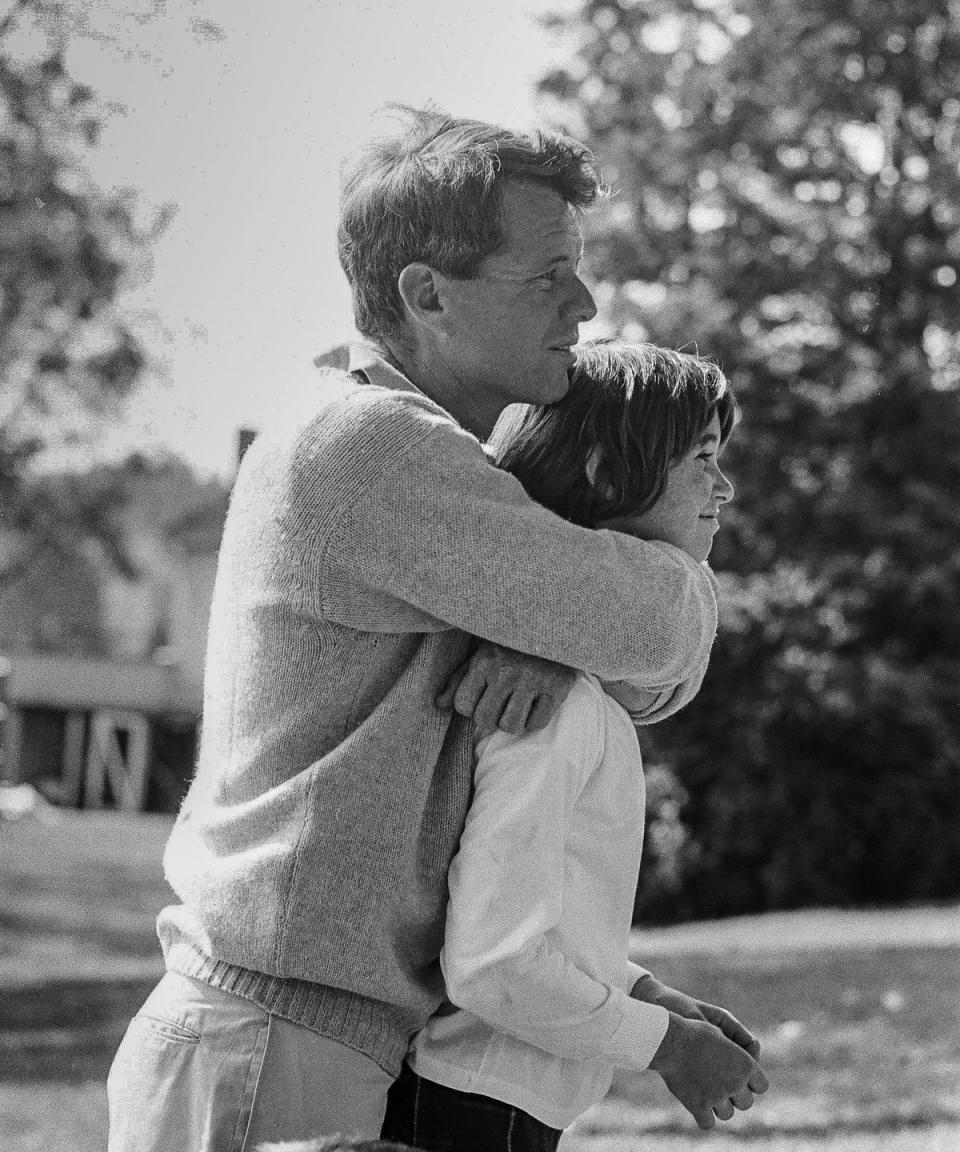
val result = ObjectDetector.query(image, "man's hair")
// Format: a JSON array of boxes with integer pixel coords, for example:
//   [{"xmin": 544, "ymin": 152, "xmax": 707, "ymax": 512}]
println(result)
[
  {"xmin": 489, "ymin": 338, "xmax": 737, "ymax": 528},
  {"xmin": 337, "ymin": 104, "xmax": 605, "ymax": 343}
]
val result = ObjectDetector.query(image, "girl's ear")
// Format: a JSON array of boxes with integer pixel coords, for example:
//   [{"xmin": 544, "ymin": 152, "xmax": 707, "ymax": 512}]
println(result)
[
  {"xmin": 585, "ymin": 446, "xmax": 602, "ymax": 486},
  {"xmin": 585, "ymin": 446, "xmax": 615, "ymax": 498}
]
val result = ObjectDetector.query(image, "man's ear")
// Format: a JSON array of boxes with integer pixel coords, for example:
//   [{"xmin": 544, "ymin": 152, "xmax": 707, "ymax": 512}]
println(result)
[{"xmin": 398, "ymin": 263, "xmax": 442, "ymax": 325}]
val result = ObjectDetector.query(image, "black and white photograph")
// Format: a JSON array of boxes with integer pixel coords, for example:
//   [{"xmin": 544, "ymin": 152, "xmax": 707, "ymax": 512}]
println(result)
[{"xmin": 1, "ymin": 1, "xmax": 958, "ymax": 1149}]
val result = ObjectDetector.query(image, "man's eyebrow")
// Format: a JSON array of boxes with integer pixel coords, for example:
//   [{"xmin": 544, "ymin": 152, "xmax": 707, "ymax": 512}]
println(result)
[
  {"xmin": 530, "ymin": 255, "xmax": 573, "ymax": 278},
  {"xmin": 541, "ymin": 247, "xmax": 584, "ymax": 272},
  {"xmin": 698, "ymin": 430, "xmax": 720, "ymax": 445}
]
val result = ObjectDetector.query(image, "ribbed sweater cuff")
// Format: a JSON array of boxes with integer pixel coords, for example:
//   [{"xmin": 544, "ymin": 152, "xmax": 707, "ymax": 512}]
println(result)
[{"xmin": 165, "ymin": 940, "xmax": 412, "ymax": 1075}]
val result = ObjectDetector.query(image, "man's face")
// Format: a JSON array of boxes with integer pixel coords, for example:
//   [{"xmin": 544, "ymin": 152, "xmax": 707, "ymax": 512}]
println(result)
[
  {"xmin": 433, "ymin": 180, "xmax": 597, "ymax": 431},
  {"xmin": 601, "ymin": 414, "xmax": 735, "ymax": 563}
]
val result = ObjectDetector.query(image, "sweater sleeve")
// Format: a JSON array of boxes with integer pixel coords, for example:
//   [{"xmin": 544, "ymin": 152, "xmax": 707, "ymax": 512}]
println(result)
[
  {"xmin": 600, "ymin": 564, "xmax": 718, "ymax": 722},
  {"xmin": 295, "ymin": 389, "xmax": 717, "ymax": 685},
  {"xmin": 440, "ymin": 678, "xmax": 669, "ymax": 1069},
  {"xmin": 604, "ymin": 651, "xmax": 712, "ymax": 726}
]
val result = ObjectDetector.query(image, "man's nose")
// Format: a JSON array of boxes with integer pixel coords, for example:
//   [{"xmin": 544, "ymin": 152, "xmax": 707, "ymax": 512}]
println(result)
[{"xmin": 565, "ymin": 275, "xmax": 597, "ymax": 324}]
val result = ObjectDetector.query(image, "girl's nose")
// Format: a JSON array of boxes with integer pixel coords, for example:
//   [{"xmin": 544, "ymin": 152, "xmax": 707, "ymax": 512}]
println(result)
[{"xmin": 714, "ymin": 468, "xmax": 734, "ymax": 504}]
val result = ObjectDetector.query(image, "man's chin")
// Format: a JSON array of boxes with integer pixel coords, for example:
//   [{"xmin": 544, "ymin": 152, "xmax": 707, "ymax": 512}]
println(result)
[
  {"xmin": 508, "ymin": 367, "xmax": 571, "ymax": 407},
  {"xmin": 545, "ymin": 369, "xmax": 573, "ymax": 402}
]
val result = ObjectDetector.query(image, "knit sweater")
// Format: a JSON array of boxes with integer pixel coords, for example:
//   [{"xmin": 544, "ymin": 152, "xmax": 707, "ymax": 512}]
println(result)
[{"xmin": 158, "ymin": 342, "xmax": 719, "ymax": 1075}]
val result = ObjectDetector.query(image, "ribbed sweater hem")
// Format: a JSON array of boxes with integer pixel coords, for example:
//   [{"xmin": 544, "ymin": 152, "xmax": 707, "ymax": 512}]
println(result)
[{"xmin": 164, "ymin": 940, "xmax": 412, "ymax": 1075}]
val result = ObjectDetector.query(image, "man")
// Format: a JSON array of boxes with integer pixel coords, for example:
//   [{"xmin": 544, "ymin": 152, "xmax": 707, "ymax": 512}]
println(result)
[{"xmin": 107, "ymin": 106, "xmax": 758, "ymax": 1150}]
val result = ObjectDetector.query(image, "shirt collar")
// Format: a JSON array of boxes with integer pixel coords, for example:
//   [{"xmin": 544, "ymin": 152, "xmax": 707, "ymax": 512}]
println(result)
[
  {"xmin": 345, "ymin": 340, "xmax": 484, "ymax": 445},
  {"xmin": 347, "ymin": 341, "xmax": 424, "ymax": 398}
]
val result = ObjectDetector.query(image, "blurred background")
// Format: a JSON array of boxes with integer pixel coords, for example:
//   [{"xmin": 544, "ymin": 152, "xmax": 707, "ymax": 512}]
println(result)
[{"xmin": 1, "ymin": 1, "xmax": 958, "ymax": 1150}]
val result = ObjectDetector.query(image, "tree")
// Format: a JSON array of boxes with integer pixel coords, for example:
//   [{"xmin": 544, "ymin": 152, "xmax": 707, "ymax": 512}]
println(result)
[
  {"xmin": 0, "ymin": 0, "xmax": 146, "ymax": 585},
  {"xmin": 540, "ymin": 0, "xmax": 960, "ymax": 918}
]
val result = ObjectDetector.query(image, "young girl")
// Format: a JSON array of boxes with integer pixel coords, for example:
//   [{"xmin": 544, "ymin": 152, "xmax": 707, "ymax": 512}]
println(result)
[{"xmin": 380, "ymin": 339, "xmax": 767, "ymax": 1151}]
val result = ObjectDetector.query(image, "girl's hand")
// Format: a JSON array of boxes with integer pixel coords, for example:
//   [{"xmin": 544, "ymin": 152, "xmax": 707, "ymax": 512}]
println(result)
[{"xmin": 630, "ymin": 974, "xmax": 762, "ymax": 1059}]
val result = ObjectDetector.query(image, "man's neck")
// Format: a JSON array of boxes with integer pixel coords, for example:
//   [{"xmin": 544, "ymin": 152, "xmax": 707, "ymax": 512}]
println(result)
[{"xmin": 383, "ymin": 342, "xmax": 498, "ymax": 440}]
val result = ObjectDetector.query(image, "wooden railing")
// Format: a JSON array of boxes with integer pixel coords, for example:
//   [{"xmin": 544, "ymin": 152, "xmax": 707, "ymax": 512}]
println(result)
[{"xmin": 0, "ymin": 652, "xmax": 200, "ymax": 812}]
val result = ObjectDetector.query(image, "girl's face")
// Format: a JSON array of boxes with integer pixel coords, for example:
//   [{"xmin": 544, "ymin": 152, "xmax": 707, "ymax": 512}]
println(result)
[{"xmin": 599, "ymin": 412, "xmax": 734, "ymax": 562}]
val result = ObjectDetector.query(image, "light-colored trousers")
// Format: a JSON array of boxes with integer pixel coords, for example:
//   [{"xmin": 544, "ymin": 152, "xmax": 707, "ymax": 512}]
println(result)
[{"xmin": 107, "ymin": 972, "xmax": 394, "ymax": 1152}]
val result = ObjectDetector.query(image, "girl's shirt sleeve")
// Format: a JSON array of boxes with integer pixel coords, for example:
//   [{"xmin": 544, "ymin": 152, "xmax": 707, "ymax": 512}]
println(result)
[{"xmin": 440, "ymin": 678, "xmax": 669, "ymax": 1070}]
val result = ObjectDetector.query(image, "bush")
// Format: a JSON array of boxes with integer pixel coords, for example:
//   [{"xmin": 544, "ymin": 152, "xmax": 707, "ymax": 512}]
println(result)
[{"xmin": 635, "ymin": 567, "xmax": 960, "ymax": 924}]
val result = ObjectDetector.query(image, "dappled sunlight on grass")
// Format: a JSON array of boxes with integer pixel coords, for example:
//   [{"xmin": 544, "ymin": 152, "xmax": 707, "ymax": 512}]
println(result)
[
  {"xmin": 2, "ymin": 813, "xmax": 959, "ymax": 1151},
  {"xmin": 561, "ymin": 1123, "xmax": 960, "ymax": 1152},
  {"xmin": 0, "ymin": 811, "xmax": 172, "ymax": 986},
  {"xmin": 561, "ymin": 940, "xmax": 960, "ymax": 1151}
]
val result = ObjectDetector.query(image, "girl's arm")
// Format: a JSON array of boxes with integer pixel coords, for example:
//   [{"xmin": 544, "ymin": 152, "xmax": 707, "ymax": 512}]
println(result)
[{"xmin": 441, "ymin": 676, "xmax": 669, "ymax": 1069}]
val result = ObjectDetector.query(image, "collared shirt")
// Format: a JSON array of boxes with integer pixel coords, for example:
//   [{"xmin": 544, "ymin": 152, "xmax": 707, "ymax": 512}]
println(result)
[{"xmin": 410, "ymin": 674, "xmax": 669, "ymax": 1128}]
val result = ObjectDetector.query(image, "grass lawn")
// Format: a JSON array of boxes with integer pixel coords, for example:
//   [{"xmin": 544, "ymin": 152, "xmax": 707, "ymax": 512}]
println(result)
[{"xmin": 2, "ymin": 810, "xmax": 960, "ymax": 1152}]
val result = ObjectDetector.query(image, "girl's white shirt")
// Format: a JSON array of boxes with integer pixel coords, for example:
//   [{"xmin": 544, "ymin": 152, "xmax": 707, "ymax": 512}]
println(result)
[{"xmin": 409, "ymin": 673, "xmax": 669, "ymax": 1128}]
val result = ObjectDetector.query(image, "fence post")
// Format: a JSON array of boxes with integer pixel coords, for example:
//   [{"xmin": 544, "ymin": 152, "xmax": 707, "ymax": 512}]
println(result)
[
  {"xmin": 0, "ymin": 656, "xmax": 14, "ymax": 783},
  {"xmin": 84, "ymin": 708, "xmax": 151, "ymax": 811}
]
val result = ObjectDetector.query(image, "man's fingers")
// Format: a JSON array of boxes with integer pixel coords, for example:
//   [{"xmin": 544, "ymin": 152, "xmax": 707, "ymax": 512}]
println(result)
[
  {"xmin": 435, "ymin": 643, "xmax": 576, "ymax": 733},
  {"xmin": 497, "ymin": 691, "xmax": 535, "ymax": 734},
  {"xmin": 470, "ymin": 688, "xmax": 507, "ymax": 736},
  {"xmin": 693, "ymin": 1107, "xmax": 716, "ymax": 1131},
  {"xmin": 525, "ymin": 694, "xmax": 559, "ymax": 732},
  {"xmin": 748, "ymin": 1066, "xmax": 770, "ymax": 1095},
  {"xmin": 713, "ymin": 1098, "xmax": 735, "ymax": 1122},
  {"xmin": 435, "ymin": 664, "xmax": 468, "ymax": 710},
  {"xmin": 731, "ymin": 1086, "xmax": 755, "ymax": 1111},
  {"xmin": 452, "ymin": 672, "xmax": 487, "ymax": 721}
]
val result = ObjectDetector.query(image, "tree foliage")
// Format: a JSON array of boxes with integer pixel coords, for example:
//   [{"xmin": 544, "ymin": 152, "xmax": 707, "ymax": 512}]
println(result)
[
  {"xmin": 0, "ymin": 0, "xmax": 145, "ymax": 582},
  {"xmin": 540, "ymin": 0, "xmax": 960, "ymax": 918},
  {"xmin": 0, "ymin": 451, "xmax": 229, "ymax": 657}
]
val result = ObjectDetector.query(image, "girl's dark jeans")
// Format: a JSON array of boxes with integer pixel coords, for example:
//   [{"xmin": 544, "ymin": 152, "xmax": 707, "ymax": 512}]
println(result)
[{"xmin": 380, "ymin": 1061, "xmax": 563, "ymax": 1152}]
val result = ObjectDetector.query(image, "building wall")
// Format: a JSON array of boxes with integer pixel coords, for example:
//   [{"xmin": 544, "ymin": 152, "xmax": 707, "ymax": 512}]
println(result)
[{"xmin": 97, "ymin": 533, "xmax": 217, "ymax": 695}]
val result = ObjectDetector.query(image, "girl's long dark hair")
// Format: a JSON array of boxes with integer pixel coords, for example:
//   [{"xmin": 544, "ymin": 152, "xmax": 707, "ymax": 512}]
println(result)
[{"xmin": 489, "ymin": 338, "xmax": 737, "ymax": 527}]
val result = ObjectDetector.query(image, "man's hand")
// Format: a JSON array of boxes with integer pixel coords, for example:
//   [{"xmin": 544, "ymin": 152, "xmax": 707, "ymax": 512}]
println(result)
[
  {"xmin": 631, "ymin": 974, "xmax": 762, "ymax": 1059},
  {"xmin": 436, "ymin": 641, "xmax": 576, "ymax": 736},
  {"xmin": 648, "ymin": 1012, "xmax": 769, "ymax": 1130}
]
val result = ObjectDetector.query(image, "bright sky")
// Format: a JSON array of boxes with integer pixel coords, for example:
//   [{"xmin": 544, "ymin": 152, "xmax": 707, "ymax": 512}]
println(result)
[{"xmin": 8, "ymin": 0, "xmax": 586, "ymax": 477}]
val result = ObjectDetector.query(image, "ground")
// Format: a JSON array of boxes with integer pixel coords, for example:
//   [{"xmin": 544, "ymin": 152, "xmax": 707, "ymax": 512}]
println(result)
[{"xmin": 1, "ymin": 809, "xmax": 959, "ymax": 1151}]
